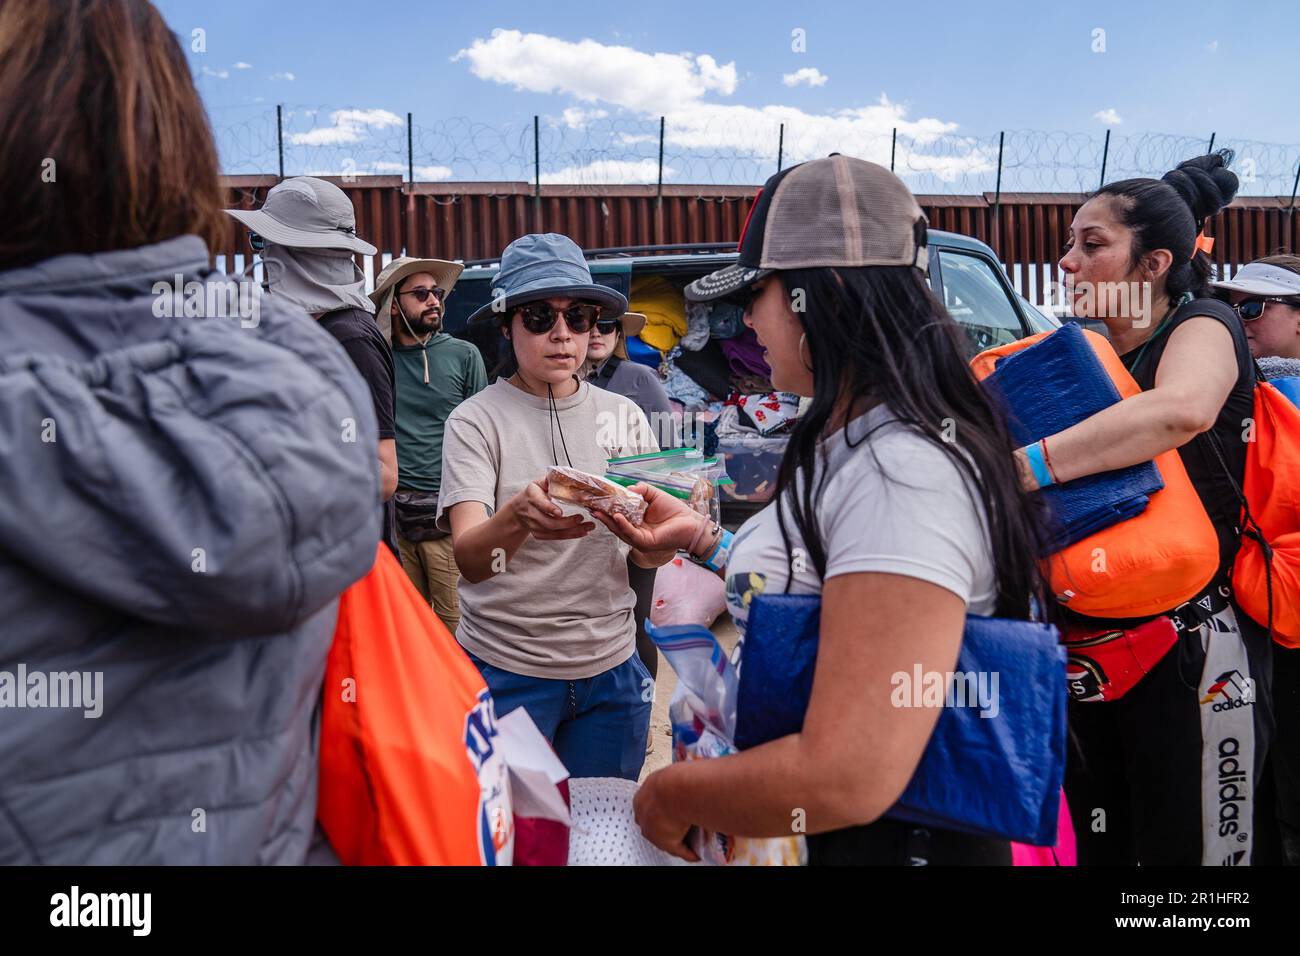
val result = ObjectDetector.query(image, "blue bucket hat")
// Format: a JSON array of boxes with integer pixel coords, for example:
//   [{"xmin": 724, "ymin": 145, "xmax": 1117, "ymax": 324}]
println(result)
[{"xmin": 467, "ymin": 233, "xmax": 628, "ymax": 324}]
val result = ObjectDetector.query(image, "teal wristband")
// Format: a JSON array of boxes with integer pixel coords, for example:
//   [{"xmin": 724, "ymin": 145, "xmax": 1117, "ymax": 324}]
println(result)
[
  {"xmin": 703, "ymin": 528, "xmax": 733, "ymax": 573},
  {"xmin": 1024, "ymin": 440, "xmax": 1054, "ymax": 488}
]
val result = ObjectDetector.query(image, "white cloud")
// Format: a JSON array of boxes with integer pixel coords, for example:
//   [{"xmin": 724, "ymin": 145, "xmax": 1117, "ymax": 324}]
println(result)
[
  {"xmin": 453, "ymin": 29, "xmax": 737, "ymax": 114},
  {"xmin": 200, "ymin": 65, "xmax": 229, "ymax": 79},
  {"xmin": 540, "ymin": 158, "xmax": 671, "ymax": 184},
  {"xmin": 371, "ymin": 161, "xmax": 454, "ymax": 180},
  {"xmin": 1093, "ymin": 107, "xmax": 1123, "ymax": 125},
  {"xmin": 455, "ymin": 31, "xmax": 990, "ymax": 184},
  {"xmin": 270, "ymin": 71, "xmax": 296, "ymax": 81},
  {"xmin": 560, "ymin": 107, "xmax": 609, "ymax": 129},
  {"xmin": 233, "ymin": 61, "xmax": 253, "ymax": 70},
  {"xmin": 289, "ymin": 108, "xmax": 403, "ymax": 146},
  {"xmin": 1207, "ymin": 40, "xmax": 1219, "ymax": 53},
  {"xmin": 782, "ymin": 67, "xmax": 828, "ymax": 88}
]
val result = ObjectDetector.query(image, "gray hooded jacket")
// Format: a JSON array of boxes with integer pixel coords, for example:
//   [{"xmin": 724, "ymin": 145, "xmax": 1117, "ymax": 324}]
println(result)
[{"xmin": 0, "ymin": 236, "xmax": 379, "ymax": 863}]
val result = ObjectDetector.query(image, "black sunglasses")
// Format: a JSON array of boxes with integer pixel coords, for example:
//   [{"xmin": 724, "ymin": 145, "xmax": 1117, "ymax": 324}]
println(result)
[
  {"xmin": 398, "ymin": 286, "xmax": 447, "ymax": 303},
  {"xmin": 1232, "ymin": 297, "xmax": 1299, "ymax": 322},
  {"xmin": 593, "ymin": 319, "xmax": 620, "ymax": 335},
  {"xmin": 248, "ymin": 231, "xmax": 265, "ymax": 252},
  {"xmin": 515, "ymin": 302, "xmax": 601, "ymax": 335},
  {"xmin": 728, "ymin": 278, "xmax": 767, "ymax": 313}
]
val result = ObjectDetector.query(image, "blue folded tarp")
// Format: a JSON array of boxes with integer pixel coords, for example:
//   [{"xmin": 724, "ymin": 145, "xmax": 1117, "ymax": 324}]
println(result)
[
  {"xmin": 731, "ymin": 593, "xmax": 1067, "ymax": 846},
  {"xmin": 982, "ymin": 322, "xmax": 1163, "ymax": 554}
]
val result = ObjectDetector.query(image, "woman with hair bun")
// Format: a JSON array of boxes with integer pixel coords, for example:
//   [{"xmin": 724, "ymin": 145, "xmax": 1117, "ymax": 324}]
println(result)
[{"xmin": 1037, "ymin": 151, "xmax": 1272, "ymax": 865}]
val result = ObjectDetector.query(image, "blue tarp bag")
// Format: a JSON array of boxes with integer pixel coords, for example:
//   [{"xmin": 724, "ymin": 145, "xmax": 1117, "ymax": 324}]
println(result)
[
  {"xmin": 624, "ymin": 333, "xmax": 662, "ymax": 369},
  {"xmin": 1271, "ymin": 376, "xmax": 1300, "ymax": 408},
  {"xmin": 982, "ymin": 322, "xmax": 1163, "ymax": 554},
  {"xmin": 733, "ymin": 592, "xmax": 1067, "ymax": 846}
]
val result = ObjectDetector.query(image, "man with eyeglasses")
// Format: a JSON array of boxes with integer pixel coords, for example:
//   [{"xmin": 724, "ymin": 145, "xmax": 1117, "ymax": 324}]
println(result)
[
  {"xmin": 1212, "ymin": 255, "xmax": 1300, "ymax": 867},
  {"xmin": 370, "ymin": 257, "xmax": 485, "ymax": 632}
]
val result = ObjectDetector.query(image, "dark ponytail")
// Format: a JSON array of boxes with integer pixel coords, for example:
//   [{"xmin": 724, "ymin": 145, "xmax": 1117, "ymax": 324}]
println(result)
[
  {"xmin": 1094, "ymin": 150, "xmax": 1239, "ymax": 299},
  {"xmin": 771, "ymin": 265, "xmax": 1051, "ymax": 621}
]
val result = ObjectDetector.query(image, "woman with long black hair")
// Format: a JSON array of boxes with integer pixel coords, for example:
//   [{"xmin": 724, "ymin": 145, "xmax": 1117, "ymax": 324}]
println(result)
[
  {"xmin": 594, "ymin": 155, "xmax": 1049, "ymax": 864},
  {"xmin": 1038, "ymin": 152, "xmax": 1272, "ymax": 865}
]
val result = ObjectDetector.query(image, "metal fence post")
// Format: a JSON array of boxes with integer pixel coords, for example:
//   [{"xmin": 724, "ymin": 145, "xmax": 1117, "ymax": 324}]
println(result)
[
  {"xmin": 1208, "ymin": 131, "xmax": 1216, "ymax": 153},
  {"xmin": 657, "ymin": 116, "xmax": 665, "ymax": 207},
  {"xmin": 407, "ymin": 112, "xmax": 414, "ymax": 189},
  {"xmin": 1288, "ymin": 159, "xmax": 1300, "ymax": 252},
  {"xmin": 992, "ymin": 131, "xmax": 1005, "ymax": 254},
  {"xmin": 533, "ymin": 115, "xmax": 541, "ymax": 231},
  {"xmin": 1098, "ymin": 128, "xmax": 1111, "ymax": 189},
  {"xmin": 777, "ymin": 123, "xmax": 784, "ymax": 173},
  {"xmin": 276, "ymin": 104, "xmax": 284, "ymax": 180},
  {"xmin": 890, "ymin": 127, "xmax": 897, "ymax": 172}
]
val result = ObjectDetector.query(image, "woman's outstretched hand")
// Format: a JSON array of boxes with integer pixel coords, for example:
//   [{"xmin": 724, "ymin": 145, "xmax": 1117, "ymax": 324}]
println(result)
[{"xmin": 591, "ymin": 482, "xmax": 704, "ymax": 554}]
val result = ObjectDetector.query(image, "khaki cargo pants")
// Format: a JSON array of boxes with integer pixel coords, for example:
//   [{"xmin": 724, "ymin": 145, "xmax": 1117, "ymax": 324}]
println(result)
[{"xmin": 397, "ymin": 533, "xmax": 461, "ymax": 635}]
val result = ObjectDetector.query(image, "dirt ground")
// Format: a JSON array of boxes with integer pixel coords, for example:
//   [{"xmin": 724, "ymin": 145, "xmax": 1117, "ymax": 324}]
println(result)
[{"xmin": 639, "ymin": 614, "xmax": 739, "ymax": 781}]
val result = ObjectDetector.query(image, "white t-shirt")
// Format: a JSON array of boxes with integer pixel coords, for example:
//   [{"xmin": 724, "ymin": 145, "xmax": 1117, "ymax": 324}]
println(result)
[{"xmin": 724, "ymin": 405, "xmax": 998, "ymax": 645}]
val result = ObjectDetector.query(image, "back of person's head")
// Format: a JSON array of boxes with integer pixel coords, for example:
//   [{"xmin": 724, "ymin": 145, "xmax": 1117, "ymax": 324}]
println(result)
[
  {"xmin": 1093, "ymin": 151, "xmax": 1239, "ymax": 301},
  {"xmin": 776, "ymin": 263, "xmax": 1050, "ymax": 619},
  {"xmin": 0, "ymin": 0, "xmax": 226, "ymax": 271}
]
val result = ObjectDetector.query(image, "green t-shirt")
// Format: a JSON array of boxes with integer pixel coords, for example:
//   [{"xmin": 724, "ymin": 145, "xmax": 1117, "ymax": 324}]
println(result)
[{"xmin": 393, "ymin": 333, "xmax": 487, "ymax": 492}]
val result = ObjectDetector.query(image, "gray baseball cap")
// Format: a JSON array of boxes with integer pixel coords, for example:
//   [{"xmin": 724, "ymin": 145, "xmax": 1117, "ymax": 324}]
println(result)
[
  {"xmin": 1211, "ymin": 261, "xmax": 1300, "ymax": 299},
  {"xmin": 686, "ymin": 154, "xmax": 929, "ymax": 302},
  {"xmin": 226, "ymin": 177, "xmax": 377, "ymax": 255}
]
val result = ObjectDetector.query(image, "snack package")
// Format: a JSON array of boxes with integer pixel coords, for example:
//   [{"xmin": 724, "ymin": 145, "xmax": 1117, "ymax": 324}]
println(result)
[
  {"xmin": 546, "ymin": 466, "xmax": 647, "ymax": 527},
  {"xmin": 645, "ymin": 620, "xmax": 807, "ymax": 866}
]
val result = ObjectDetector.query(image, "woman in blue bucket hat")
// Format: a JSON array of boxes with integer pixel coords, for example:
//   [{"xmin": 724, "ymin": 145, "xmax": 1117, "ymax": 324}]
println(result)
[{"xmin": 434, "ymin": 234, "xmax": 675, "ymax": 780}]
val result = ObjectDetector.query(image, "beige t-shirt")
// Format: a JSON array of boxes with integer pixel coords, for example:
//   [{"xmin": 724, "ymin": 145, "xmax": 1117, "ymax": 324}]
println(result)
[{"xmin": 436, "ymin": 378, "xmax": 659, "ymax": 679}]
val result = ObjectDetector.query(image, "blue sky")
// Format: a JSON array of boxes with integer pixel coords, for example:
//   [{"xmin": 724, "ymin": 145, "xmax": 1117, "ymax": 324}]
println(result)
[{"xmin": 157, "ymin": 0, "xmax": 1300, "ymax": 192}]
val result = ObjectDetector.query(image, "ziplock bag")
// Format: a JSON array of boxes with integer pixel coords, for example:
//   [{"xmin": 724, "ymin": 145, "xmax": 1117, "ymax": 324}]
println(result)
[
  {"xmin": 607, "ymin": 448, "xmax": 733, "ymax": 522},
  {"xmin": 644, "ymin": 620, "xmax": 807, "ymax": 865}
]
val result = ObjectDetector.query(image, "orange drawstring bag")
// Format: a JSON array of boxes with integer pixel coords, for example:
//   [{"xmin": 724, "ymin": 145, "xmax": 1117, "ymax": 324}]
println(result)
[{"xmin": 317, "ymin": 545, "xmax": 514, "ymax": 864}]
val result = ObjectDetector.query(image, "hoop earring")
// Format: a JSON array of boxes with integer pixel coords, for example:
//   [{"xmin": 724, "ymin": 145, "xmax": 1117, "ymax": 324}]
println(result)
[{"xmin": 798, "ymin": 332, "xmax": 813, "ymax": 372}]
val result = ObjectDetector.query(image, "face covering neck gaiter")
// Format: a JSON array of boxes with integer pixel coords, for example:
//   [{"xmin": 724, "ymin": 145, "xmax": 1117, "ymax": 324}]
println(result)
[{"xmin": 260, "ymin": 243, "xmax": 374, "ymax": 317}]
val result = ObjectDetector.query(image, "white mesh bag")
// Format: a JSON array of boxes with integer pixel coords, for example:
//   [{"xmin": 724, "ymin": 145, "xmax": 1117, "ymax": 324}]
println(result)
[{"xmin": 566, "ymin": 777, "xmax": 695, "ymax": 867}]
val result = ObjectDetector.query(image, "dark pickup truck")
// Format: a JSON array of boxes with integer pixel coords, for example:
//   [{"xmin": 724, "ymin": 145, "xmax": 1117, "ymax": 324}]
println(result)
[{"xmin": 440, "ymin": 231, "xmax": 1057, "ymax": 520}]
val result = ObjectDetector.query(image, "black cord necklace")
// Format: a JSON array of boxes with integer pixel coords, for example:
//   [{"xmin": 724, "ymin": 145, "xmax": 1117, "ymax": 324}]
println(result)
[
  {"xmin": 548, "ymin": 380, "xmax": 575, "ymax": 468},
  {"xmin": 514, "ymin": 371, "xmax": 576, "ymax": 468}
]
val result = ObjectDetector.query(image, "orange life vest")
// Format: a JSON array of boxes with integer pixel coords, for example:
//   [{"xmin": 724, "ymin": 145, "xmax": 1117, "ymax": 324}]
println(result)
[{"xmin": 972, "ymin": 329, "xmax": 1220, "ymax": 620}]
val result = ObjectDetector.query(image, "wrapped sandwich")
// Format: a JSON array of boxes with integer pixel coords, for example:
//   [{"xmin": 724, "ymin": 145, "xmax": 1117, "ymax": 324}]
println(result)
[{"xmin": 546, "ymin": 466, "xmax": 648, "ymax": 527}]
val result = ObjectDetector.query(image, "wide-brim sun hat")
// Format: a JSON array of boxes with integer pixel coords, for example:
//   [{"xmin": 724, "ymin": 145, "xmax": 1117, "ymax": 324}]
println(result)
[
  {"xmin": 226, "ymin": 176, "xmax": 377, "ymax": 256},
  {"xmin": 466, "ymin": 233, "xmax": 628, "ymax": 324},
  {"xmin": 370, "ymin": 256, "xmax": 464, "ymax": 311},
  {"xmin": 685, "ymin": 154, "xmax": 929, "ymax": 303},
  {"xmin": 613, "ymin": 311, "xmax": 647, "ymax": 338},
  {"xmin": 608, "ymin": 312, "xmax": 647, "ymax": 360},
  {"xmin": 1210, "ymin": 262, "xmax": 1300, "ymax": 299},
  {"xmin": 370, "ymin": 256, "xmax": 465, "ymax": 344}
]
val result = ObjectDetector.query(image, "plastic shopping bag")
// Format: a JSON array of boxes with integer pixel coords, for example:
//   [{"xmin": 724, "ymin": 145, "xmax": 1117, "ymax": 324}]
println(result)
[{"xmin": 645, "ymin": 619, "xmax": 807, "ymax": 865}]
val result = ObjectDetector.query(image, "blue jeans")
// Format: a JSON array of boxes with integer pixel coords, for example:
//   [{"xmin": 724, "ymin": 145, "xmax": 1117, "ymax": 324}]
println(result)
[{"xmin": 467, "ymin": 651, "xmax": 653, "ymax": 780}]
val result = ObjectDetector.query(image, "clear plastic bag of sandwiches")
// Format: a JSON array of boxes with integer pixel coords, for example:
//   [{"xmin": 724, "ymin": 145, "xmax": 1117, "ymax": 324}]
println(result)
[{"xmin": 545, "ymin": 466, "xmax": 648, "ymax": 527}]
